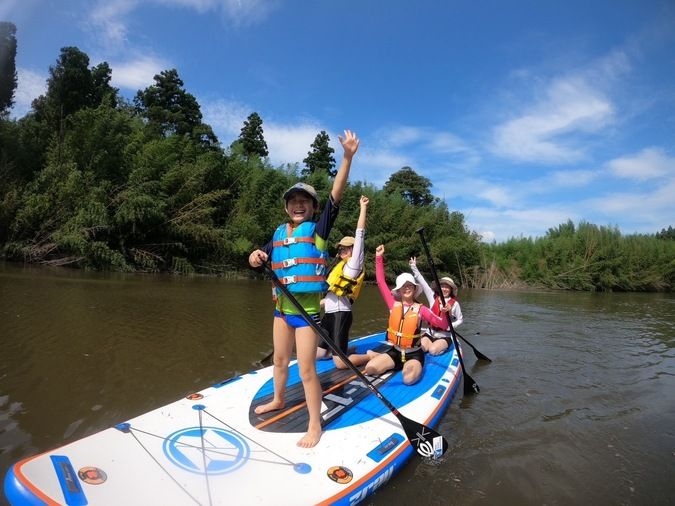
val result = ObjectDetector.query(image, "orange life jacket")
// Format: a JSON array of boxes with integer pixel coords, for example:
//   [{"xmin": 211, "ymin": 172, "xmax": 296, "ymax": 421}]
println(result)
[{"xmin": 386, "ymin": 302, "xmax": 422, "ymax": 348}]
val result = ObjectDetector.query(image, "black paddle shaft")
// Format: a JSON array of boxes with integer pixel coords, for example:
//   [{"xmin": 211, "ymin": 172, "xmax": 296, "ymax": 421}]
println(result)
[
  {"xmin": 260, "ymin": 262, "xmax": 448, "ymax": 460},
  {"xmin": 415, "ymin": 227, "xmax": 481, "ymax": 395}
]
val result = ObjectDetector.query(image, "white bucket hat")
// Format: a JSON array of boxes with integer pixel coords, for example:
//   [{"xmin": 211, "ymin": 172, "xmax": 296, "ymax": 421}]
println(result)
[
  {"xmin": 391, "ymin": 273, "xmax": 423, "ymax": 299},
  {"xmin": 434, "ymin": 276, "xmax": 458, "ymax": 297}
]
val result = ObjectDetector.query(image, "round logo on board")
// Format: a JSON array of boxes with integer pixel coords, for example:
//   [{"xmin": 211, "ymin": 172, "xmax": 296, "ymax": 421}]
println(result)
[
  {"xmin": 78, "ymin": 466, "xmax": 107, "ymax": 485},
  {"xmin": 163, "ymin": 426, "xmax": 250, "ymax": 475},
  {"xmin": 186, "ymin": 393, "xmax": 203, "ymax": 400},
  {"xmin": 327, "ymin": 465, "xmax": 353, "ymax": 484}
]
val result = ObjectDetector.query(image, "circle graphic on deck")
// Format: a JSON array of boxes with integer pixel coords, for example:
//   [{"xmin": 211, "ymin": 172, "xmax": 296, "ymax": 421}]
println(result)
[
  {"xmin": 163, "ymin": 426, "xmax": 250, "ymax": 475},
  {"xmin": 78, "ymin": 466, "xmax": 107, "ymax": 485},
  {"xmin": 327, "ymin": 465, "xmax": 353, "ymax": 484},
  {"xmin": 186, "ymin": 393, "xmax": 203, "ymax": 400}
]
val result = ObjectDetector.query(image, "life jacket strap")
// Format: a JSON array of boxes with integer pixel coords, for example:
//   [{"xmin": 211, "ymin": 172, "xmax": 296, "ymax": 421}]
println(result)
[
  {"xmin": 271, "ymin": 257, "xmax": 327, "ymax": 269},
  {"xmin": 281, "ymin": 275, "xmax": 326, "ymax": 285},
  {"xmin": 386, "ymin": 327, "xmax": 422, "ymax": 348},
  {"xmin": 273, "ymin": 236, "xmax": 316, "ymax": 247}
]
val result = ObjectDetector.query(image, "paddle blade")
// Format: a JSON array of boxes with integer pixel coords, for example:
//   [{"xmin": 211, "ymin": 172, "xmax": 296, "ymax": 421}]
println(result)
[{"xmin": 398, "ymin": 415, "xmax": 448, "ymax": 460}]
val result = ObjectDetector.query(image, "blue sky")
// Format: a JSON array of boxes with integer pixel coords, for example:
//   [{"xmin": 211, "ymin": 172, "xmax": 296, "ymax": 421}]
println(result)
[{"xmin": 3, "ymin": 0, "xmax": 674, "ymax": 242}]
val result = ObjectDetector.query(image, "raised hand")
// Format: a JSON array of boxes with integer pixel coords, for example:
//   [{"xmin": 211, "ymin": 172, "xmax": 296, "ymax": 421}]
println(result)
[{"xmin": 338, "ymin": 130, "xmax": 360, "ymax": 159}]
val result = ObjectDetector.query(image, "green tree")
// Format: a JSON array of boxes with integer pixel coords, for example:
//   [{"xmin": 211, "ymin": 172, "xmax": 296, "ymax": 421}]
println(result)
[
  {"xmin": 134, "ymin": 68, "xmax": 218, "ymax": 148},
  {"xmin": 62, "ymin": 101, "xmax": 139, "ymax": 185},
  {"xmin": 656, "ymin": 226, "xmax": 675, "ymax": 240},
  {"xmin": 34, "ymin": 47, "xmax": 94, "ymax": 129},
  {"xmin": 302, "ymin": 130, "xmax": 335, "ymax": 176},
  {"xmin": 383, "ymin": 167, "xmax": 436, "ymax": 206},
  {"xmin": 236, "ymin": 112, "xmax": 268, "ymax": 158},
  {"xmin": 90, "ymin": 62, "xmax": 118, "ymax": 109},
  {"xmin": 0, "ymin": 22, "xmax": 17, "ymax": 116}
]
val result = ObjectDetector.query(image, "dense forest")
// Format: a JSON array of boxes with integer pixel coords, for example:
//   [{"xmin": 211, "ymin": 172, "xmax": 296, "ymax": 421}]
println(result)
[{"xmin": 1, "ymin": 23, "xmax": 673, "ymax": 292}]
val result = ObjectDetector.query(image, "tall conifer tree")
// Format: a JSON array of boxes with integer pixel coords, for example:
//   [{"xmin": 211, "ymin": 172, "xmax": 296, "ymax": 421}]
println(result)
[
  {"xmin": 237, "ymin": 112, "xmax": 268, "ymax": 158},
  {"xmin": 302, "ymin": 130, "xmax": 335, "ymax": 176}
]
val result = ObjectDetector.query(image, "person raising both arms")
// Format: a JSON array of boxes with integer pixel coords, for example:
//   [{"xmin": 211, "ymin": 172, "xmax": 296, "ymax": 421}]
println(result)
[
  {"xmin": 248, "ymin": 130, "xmax": 360, "ymax": 449},
  {"xmin": 317, "ymin": 195, "xmax": 370, "ymax": 369},
  {"xmin": 363, "ymin": 244, "xmax": 448, "ymax": 385},
  {"xmin": 409, "ymin": 257, "xmax": 463, "ymax": 356}
]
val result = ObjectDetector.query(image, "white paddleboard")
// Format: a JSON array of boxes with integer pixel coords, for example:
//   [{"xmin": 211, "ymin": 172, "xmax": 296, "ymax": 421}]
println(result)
[{"xmin": 4, "ymin": 332, "xmax": 461, "ymax": 505}]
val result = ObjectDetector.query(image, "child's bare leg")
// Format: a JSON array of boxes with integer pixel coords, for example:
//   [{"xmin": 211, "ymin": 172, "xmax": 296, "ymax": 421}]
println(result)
[
  {"xmin": 429, "ymin": 338, "xmax": 449, "ymax": 355},
  {"xmin": 420, "ymin": 336, "xmax": 432, "ymax": 352},
  {"xmin": 295, "ymin": 325, "xmax": 323, "ymax": 447},
  {"xmin": 364, "ymin": 353, "xmax": 394, "ymax": 376},
  {"xmin": 255, "ymin": 317, "xmax": 294, "ymax": 415},
  {"xmin": 402, "ymin": 359, "xmax": 423, "ymax": 385}
]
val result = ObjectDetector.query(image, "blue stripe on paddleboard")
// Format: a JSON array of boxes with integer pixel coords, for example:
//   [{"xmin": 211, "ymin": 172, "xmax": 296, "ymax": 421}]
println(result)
[{"xmin": 50, "ymin": 455, "xmax": 88, "ymax": 505}]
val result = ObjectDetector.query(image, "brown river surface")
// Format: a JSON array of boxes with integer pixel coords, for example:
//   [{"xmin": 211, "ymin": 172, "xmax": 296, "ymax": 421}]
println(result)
[{"xmin": 1, "ymin": 261, "xmax": 674, "ymax": 505}]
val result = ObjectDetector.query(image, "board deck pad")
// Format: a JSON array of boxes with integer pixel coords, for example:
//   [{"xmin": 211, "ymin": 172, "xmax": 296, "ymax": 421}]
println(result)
[{"xmin": 251, "ymin": 342, "xmax": 393, "ymax": 432}]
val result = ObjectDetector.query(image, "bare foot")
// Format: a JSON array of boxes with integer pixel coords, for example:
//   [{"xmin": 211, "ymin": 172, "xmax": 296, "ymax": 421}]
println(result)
[
  {"xmin": 297, "ymin": 428, "xmax": 322, "ymax": 448},
  {"xmin": 254, "ymin": 399, "xmax": 284, "ymax": 415}
]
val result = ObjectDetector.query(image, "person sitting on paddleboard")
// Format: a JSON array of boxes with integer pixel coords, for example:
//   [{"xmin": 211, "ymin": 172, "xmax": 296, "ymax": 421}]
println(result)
[
  {"xmin": 316, "ymin": 195, "xmax": 371, "ymax": 369},
  {"xmin": 409, "ymin": 257, "xmax": 463, "ymax": 356},
  {"xmin": 363, "ymin": 244, "xmax": 448, "ymax": 385},
  {"xmin": 248, "ymin": 130, "xmax": 360, "ymax": 449}
]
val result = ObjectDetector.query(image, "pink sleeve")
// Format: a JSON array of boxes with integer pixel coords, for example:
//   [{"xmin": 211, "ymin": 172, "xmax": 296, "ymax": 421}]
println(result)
[
  {"xmin": 376, "ymin": 255, "xmax": 394, "ymax": 309},
  {"xmin": 420, "ymin": 305, "xmax": 447, "ymax": 329}
]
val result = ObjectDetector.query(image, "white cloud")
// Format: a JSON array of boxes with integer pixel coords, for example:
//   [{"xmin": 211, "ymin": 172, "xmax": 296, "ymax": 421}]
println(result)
[
  {"xmin": 87, "ymin": 0, "xmax": 138, "ymax": 47},
  {"xmin": 427, "ymin": 131, "xmax": 471, "ymax": 154},
  {"xmin": 353, "ymin": 150, "xmax": 413, "ymax": 187},
  {"xmin": 201, "ymin": 98, "xmax": 251, "ymax": 140},
  {"xmin": 109, "ymin": 55, "xmax": 171, "ymax": 91},
  {"xmin": 152, "ymin": 0, "xmax": 278, "ymax": 23},
  {"xmin": 492, "ymin": 76, "xmax": 614, "ymax": 164},
  {"xmin": 265, "ymin": 123, "xmax": 325, "ymax": 167},
  {"xmin": 11, "ymin": 68, "xmax": 46, "ymax": 118},
  {"xmin": 467, "ymin": 205, "xmax": 575, "ymax": 242},
  {"xmin": 86, "ymin": 0, "xmax": 276, "ymax": 47},
  {"xmin": 202, "ymin": 98, "xmax": 328, "ymax": 167},
  {"xmin": 476, "ymin": 185, "xmax": 513, "ymax": 208},
  {"xmin": 545, "ymin": 169, "xmax": 597, "ymax": 188},
  {"xmin": 606, "ymin": 147, "xmax": 674, "ymax": 181},
  {"xmin": 384, "ymin": 126, "xmax": 424, "ymax": 146}
]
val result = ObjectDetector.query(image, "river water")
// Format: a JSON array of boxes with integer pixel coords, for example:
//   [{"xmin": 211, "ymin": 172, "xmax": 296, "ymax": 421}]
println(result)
[{"xmin": 1, "ymin": 262, "xmax": 674, "ymax": 505}]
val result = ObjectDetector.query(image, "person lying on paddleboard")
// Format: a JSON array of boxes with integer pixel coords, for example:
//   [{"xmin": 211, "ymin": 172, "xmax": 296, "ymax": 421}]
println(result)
[
  {"xmin": 409, "ymin": 257, "xmax": 464, "ymax": 356},
  {"xmin": 248, "ymin": 130, "xmax": 359, "ymax": 449},
  {"xmin": 316, "ymin": 195, "xmax": 370, "ymax": 369},
  {"xmin": 363, "ymin": 244, "xmax": 448, "ymax": 385}
]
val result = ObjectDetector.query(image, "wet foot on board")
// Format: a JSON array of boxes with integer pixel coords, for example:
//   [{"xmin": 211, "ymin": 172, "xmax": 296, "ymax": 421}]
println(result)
[{"xmin": 297, "ymin": 428, "xmax": 322, "ymax": 448}]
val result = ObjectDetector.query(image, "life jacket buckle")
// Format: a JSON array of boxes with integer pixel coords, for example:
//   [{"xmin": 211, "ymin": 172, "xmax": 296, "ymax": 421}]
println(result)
[
  {"xmin": 282, "ymin": 275, "xmax": 297, "ymax": 284},
  {"xmin": 282, "ymin": 237, "xmax": 296, "ymax": 245},
  {"xmin": 282, "ymin": 258, "xmax": 297, "ymax": 268}
]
